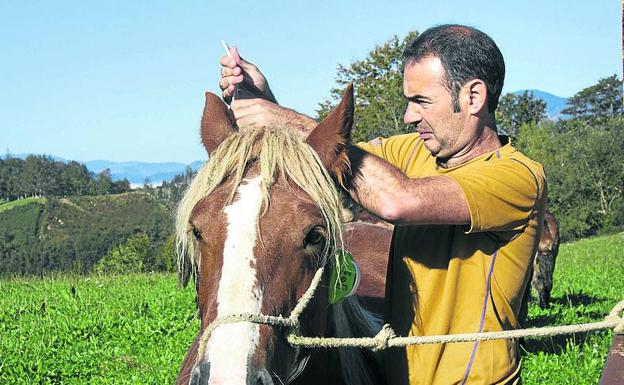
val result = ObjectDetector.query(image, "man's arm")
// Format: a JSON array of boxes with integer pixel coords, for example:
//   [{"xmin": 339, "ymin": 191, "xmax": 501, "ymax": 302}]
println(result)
[
  {"xmin": 348, "ymin": 145, "xmax": 470, "ymax": 225},
  {"xmin": 218, "ymin": 49, "xmax": 470, "ymax": 226}
]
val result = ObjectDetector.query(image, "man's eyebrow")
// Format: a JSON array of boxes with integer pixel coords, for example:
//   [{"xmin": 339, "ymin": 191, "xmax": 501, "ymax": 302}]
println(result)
[{"xmin": 405, "ymin": 94, "xmax": 433, "ymax": 102}]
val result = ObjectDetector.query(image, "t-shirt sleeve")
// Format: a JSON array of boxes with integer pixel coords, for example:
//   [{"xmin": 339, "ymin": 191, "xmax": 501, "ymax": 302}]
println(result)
[
  {"xmin": 356, "ymin": 134, "xmax": 420, "ymax": 172},
  {"xmin": 446, "ymin": 158, "xmax": 546, "ymax": 233}
]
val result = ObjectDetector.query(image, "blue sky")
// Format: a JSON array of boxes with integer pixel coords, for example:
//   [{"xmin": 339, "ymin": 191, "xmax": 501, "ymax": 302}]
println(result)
[{"xmin": 1, "ymin": 1, "xmax": 621, "ymax": 163}]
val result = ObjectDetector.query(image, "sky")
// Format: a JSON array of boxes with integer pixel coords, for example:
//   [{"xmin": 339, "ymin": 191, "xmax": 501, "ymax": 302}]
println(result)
[{"xmin": 1, "ymin": 1, "xmax": 621, "ymax": 164}]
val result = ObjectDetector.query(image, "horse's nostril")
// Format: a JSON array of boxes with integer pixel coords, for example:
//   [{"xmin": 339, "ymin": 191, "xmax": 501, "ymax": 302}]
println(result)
[
  {"xmin": 254, "ymin": 369, "xmax": 276, "ymax": 385},
  {"xmin": 189, "ymin": 361, "xmax": 210, "ymax": 385}
]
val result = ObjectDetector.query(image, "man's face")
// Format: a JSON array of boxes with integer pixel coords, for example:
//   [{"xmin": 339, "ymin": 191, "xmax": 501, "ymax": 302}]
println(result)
[{"xmin": 403, "ymin": 56, "xmax": 469, "ymax": 160}]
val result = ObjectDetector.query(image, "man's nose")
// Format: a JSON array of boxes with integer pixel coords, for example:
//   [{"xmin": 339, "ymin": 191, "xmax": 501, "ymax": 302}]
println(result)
[{"xmin": 404, "ymin": 104, "xmax": 422, "ymax": 125}]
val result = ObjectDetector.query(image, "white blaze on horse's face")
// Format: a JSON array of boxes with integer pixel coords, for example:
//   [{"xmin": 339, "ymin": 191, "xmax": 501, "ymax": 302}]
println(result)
[{"xmin": 205, "ymin": 176, "xmax": 264, "ymax": 385}]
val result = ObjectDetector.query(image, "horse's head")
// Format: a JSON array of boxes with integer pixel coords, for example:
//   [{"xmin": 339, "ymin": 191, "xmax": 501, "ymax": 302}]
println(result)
[{"xmin": 176, "ymin": 87, "xmax": 354, "ymax": 385}]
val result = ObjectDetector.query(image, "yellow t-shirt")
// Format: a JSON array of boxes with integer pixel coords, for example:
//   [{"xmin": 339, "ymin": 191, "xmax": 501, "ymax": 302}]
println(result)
[{"xmin": 358, "ymin": 133, "xmax": 547, "ymax": 385}]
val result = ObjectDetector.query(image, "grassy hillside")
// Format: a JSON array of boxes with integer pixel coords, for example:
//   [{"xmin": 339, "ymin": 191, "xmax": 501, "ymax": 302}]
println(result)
[
  {"xmin": 0, "ymin": 197, "xmax": 47, "ymax": 213},
  {"xmin": 0, "ymin": 233, "xmax": 622, "ymax": 384},
  {"xmin": 0, "ymin": 193, "xmax": 173, "ymax": 275}
]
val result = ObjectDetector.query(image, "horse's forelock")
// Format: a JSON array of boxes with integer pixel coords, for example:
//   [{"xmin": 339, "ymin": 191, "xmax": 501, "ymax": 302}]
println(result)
[{"xmin": 174, "ymin": 127, "xmax": 345, "ymax": 284}]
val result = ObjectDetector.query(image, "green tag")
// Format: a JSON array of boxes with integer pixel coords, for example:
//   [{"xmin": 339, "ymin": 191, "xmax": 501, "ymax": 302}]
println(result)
[{"xmin": 328, "ymin": 249, "xmax": 361, "ymax": 304}]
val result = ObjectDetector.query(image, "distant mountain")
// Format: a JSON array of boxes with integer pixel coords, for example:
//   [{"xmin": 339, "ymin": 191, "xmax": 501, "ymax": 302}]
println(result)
[
  {"xmin": 512, "ymin": 89, "xmax": 569, "ymax": 120},
  {"xmin": 84, "ymin": 160, "xmax": 203, "ymax": 185},
  {"xmin": 10, "ymin": 154, "xmax": 204, "ymax": 185}
]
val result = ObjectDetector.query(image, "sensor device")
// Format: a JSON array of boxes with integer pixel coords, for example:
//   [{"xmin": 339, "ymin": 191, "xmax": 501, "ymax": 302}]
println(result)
[{"xmin": 328, "ymin": 249, "xmax": 361, "ymax": 304}]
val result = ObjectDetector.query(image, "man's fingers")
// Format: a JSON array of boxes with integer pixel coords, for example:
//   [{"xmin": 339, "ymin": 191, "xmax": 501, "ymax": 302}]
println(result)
[
  {"xmin": 218, "ymin": 78, "xmax": 229, "ymax": 91},
  {"xmin": 218, "ymin": 47, "xmax": 250, "ymax": 69},
  {"xmin": 219, "ymin": 55, "xmax": 238, "ymax": 69},
  {"xmin": 219, "ymin": 75, "xmax": 244, "ymax": 91},
  {"xmin": 230, "ymin": 99, "xmax": 255, "ymax": 117},
  {"xmin": 220, "ymin": 66, "xmax": 242, "ymax": 77},
  {"xmin": 235, "ymin": 116, "xmax": 261, "ymax": 129},
  {"xmin": 231, "ymin": 98, "xmax": 268, "ymax": 110},
  {"xmin": 220, "ymin": 47, "xmax": 258, "ymax": 74},
  {"xmin": 230, "ymin": 99, "xmax": 284, "ymax": 129},
  {"xmin": 235, "ymin": 112, "xmax": 271, "ymax": 130},
  {"xmin": 221, "ymin": 84, "xmax": 236, "ymax": 100}
]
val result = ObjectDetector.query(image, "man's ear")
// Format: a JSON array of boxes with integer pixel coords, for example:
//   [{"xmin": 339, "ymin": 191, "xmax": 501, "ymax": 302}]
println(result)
[
  {"xmin": 306, "ymin": 84, "xmax": 354, "ymax": 186},
  {"xmin": 464, "ymin": 79, "xmax": 488, "ymax": 114},
  {"xmin": 200, "ymin": 92, "xmax": 236, "ymax": 154}
]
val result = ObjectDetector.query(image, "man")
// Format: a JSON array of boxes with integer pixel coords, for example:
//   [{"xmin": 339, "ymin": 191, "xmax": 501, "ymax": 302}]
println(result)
[{"xmin": 219, "ymin": 25, "xmax": 546, "ymax": 385}]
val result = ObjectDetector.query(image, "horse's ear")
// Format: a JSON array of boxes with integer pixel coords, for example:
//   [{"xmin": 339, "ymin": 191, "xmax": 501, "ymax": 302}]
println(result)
[
  {"xmin": 200, "ymin": 92, "xmax": 236, "ymax": 154},
  {"xmin": 306, "ymin": 84, "xmax": 354, "ymax": 186}
]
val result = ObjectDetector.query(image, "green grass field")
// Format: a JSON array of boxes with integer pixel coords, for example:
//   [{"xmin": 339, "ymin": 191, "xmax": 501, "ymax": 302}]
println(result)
[
  {"xmin": 1, "ymin": 233, "xmax": 622, "ymax": 384},
  {"xmin": 0, "ymin": 274, "xmax": 197, "ymax": 384},
  {"xmin": 521, "ymin": 232, "xmax": 624, "ymax": 384}
]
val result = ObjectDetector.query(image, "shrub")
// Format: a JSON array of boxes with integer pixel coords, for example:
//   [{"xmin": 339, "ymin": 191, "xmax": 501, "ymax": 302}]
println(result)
[{"xmin": 95, "ymin": 234, "xmax": 151, "ymax": 274}]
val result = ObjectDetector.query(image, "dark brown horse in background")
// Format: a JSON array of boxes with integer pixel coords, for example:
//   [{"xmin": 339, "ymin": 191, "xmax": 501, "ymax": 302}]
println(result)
[
  {"xmin": 531, "ymin": 210, "xmax": 560, "ymax": 308},
  {"xmin": 173, "ymin": 86, "xmax": 391, "ymax": 385}
]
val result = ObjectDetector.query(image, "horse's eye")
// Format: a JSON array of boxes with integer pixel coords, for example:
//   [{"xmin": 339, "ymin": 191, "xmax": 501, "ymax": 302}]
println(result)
[
  {"xmin": 304, "ymin": 226, "xmax": 326, "ymax": 248},
  {"xmin": 192, "ymin": 227, "xmax": 203, "ymax": 241}
]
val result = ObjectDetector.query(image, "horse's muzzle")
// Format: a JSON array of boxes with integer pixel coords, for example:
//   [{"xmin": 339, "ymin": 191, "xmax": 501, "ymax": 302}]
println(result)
[{"xmin": 189, "ymin": 360, "xmax": 276, "ymax": 385}]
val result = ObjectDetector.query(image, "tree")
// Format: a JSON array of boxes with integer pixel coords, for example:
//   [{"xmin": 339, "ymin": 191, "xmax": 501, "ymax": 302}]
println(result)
[
  {"xmin": 561, "ymin": 74, "xmax": 623, "ymax": 122},
  {"xmin": 515, "ymin": 117, "xmax": 624, "ymax": 241},
  {"xmin": 111, "ymin": 179, "xmax": 131, "ymax": 194},
  {"xmin": 59, "ymin": 161, "xmax": 93, "ymax": 196},
  {"xmin": 0, "ymin": 155, "xmax": 130, "ymax": 201},
  {"xmin": 94, "ymin": 234, "xmax": 151, "ymax": 274},
  {"xmin": 317, "ymin": 31, "xmax": 418, "ymax": 143},
  {"xmin": 495, "ymin": 91, "xmax": 547, "ymax": 138},
  {"xmin": 94, "ymin": 169, "xmax": 114, "ymax": 195}
]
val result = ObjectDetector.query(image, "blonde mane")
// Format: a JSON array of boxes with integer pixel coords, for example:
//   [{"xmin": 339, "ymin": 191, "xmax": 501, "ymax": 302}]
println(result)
[{"xmin": 175, "ymin": 127, "xmax": 345, "ymax": 276}]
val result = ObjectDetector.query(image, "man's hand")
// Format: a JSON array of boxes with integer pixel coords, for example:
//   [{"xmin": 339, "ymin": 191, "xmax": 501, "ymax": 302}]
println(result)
[
  {"xmin": 219, "ymin": 46, "xmax": 276, "ymax": 103},
  {"xmin": 231, "ymin": 98, "xmax": 317, "ymax": 137}
]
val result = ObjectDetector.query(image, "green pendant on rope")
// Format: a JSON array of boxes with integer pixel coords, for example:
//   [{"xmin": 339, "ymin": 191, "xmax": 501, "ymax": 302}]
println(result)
[{"xmin": 328, "ymin": 249, "xmax": 361, "ymax": 304}]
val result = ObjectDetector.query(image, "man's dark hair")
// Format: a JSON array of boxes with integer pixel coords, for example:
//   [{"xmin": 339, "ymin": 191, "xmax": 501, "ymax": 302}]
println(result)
[{"xmin": 402, "ymin": 24, "xmax": 505, "ymax": 113}]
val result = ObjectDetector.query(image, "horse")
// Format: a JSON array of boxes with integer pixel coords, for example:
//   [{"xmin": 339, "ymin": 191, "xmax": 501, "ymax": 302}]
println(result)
[
  {"xmin": 531, "ymin": 210, "xmax": 560, "ymax": 308},
  {"xmin": 173, "ymin": 85, "xmax": 388, "ymax": 385}
]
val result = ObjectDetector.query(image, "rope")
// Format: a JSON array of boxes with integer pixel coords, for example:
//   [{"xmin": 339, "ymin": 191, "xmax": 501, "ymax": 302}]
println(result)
[
  {"xmin": 194, "ymin": 266, "xmax": 326, "ymax": 365},
  {"xmin": 288, "ymin": 300, "xmax": 624, "ymax": 351},
  {"xmin": 194, "ymin": 264, "xmax": 624, "ymax": 359}
]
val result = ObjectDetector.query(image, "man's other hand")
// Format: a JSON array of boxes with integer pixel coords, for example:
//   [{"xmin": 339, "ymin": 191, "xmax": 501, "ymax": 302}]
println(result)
[
  {"xmin": 218, "ymin": 46, "xmax": 276, "ymax": 103},
  {"xmin": 231, "ymin": 98, "xmax": 317, "ymax": 137}
]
